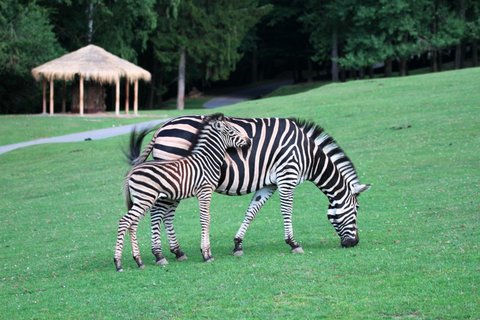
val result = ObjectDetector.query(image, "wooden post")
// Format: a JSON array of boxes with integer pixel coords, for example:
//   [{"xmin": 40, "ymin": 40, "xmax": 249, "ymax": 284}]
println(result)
[
  {"xmin": 79, "ymin": 75, "xmax": 84, "ymax": 116},
  {"xmin": 134, "ymin": 80, "xmax": 138, "ymax": 116},
  {"xmin": 42, "ymin": 79, "xmax": 47, "ymax": 114},
  {"xmin": 115, "ymin": 78, "xmax": 120, "ymax": 116},
  {"xmin": 62, "ymin": 81, "xmax": 66, "ymax": 113},
  {"xmin": 49, "ymin": 79, "xmax": 54, "ymax": 115},
  {"xmin": 125, "ymin": 79, "xmax": 129, "ymax": 115}
]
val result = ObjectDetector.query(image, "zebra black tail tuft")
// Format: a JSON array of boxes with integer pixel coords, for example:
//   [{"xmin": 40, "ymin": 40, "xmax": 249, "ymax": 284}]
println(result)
[{"xmin": 124, "ymin": 126, "xmax": 155, "ymax": 166}]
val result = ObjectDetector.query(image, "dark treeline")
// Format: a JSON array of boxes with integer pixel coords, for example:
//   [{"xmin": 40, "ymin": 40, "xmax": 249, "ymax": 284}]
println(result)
[{"xmin": 1, "ymin": 0, "xmax": 479, "ymax": 113}]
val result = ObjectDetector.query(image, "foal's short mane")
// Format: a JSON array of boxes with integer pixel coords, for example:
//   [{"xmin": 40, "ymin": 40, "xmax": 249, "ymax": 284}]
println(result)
[
  {"xmin": 290, "ymin": 118, "xmax": 360, "ymax": 186},
  {"xmin": 186, "ymin": 113, "xmax": 225, "ymax": 153}
]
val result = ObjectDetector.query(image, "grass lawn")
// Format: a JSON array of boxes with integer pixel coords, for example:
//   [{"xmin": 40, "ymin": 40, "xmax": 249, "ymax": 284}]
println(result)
[{"xmin": 1, "ymin": 68, "xmax": 479, "ymax": 319}]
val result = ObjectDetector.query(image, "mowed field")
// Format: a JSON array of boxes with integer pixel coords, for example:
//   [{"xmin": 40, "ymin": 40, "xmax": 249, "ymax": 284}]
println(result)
[{"xmin": 1, "ymin": 68, "xmax": 479, "ymax": 319}]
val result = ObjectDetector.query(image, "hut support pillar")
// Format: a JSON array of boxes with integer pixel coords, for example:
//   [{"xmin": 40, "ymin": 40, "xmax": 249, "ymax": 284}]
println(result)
[
  {"xmin": 42, "ymin": 79, "xmax": 47, "ymax": 114},
  {"xmin": 49, "ymin": 79, "xmax": 54, "ymax": 115},
  {"xmin": 79, "ymin": 75, "xmax": 84, "ymax": 116},
  {"xmin": 62, "ymin": 81, "xmax": 67, "ymax": 113},
  {"xmin": 115, "ymin": 78, "xmax": 120, "ymax": 116},
  {"xmin": 125, "ymin": 80, "xmax": 130, "ymax": 115},
  {"xmin": 134, "ymin": 80, "xmax": 138, "ymax": 116}
]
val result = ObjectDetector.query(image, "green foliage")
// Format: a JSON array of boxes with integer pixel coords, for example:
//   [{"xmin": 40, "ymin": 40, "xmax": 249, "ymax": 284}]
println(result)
[
  {"xmin": 45, "ymin": 0, "xmax": 157, "ymax": 61},
  {"xmin": 0, "ymin": 1, "xmax": 64, "ymax": 113},
  {"xmin": 152, "ymin": 0, "xmax": 269, "ymax": 81},
  {"xmin": 0, "ymin": 67, "xmax": 479, "ymax": 319},
  {"xmin": 0, "ymin": 1, "xmax": 63, "ymax": 75},
  {"xmin": 338, "ymin": 0, "xmax": 428, "ymax": 69}
]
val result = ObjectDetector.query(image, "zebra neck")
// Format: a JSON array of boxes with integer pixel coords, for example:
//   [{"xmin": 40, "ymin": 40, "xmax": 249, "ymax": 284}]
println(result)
[
  {"xmin": 310, "ymin": 152, "xmax": 355, "ymax": 206},
  {"xmin": 310, "ymin": 133, "xmax": 360, "ymax": 193},
  {"xmin": 191, "ymin": 133, "xmax": 226, "ymax": 166}
]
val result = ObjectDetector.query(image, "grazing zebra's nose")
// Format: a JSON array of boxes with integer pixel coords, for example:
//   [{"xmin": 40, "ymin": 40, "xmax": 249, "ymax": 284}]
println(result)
[
  {"xmin": 341, "ymin": 233, "xmax": 359, "ymax": 248},
  {"xmin": 244, "ymin": 138, "xmax": 252, "ymax": 148}
]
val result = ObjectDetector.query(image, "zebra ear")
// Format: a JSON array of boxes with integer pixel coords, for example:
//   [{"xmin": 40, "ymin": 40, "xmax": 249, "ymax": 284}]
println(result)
[
  {"xmin": 212, "ymin": 120, "xmax": 223, "ymax": 130},
  {"xmin": 353, "ymin": 184, "xmax": 370, "ymax": 195}
]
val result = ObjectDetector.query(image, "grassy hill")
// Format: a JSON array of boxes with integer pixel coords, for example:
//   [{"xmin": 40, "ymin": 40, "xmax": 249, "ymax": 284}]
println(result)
[{"xmin": 1, "ymin": 68, "xmax": 479, "ymax": 319}]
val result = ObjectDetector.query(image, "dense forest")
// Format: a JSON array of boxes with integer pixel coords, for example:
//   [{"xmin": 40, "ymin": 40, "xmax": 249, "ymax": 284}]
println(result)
[{"xmin": 1, "ymin": 0, "xmax": 479, "ymax": 113}]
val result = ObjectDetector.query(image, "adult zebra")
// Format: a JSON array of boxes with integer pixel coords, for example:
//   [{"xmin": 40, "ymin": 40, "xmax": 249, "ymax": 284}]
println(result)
[
  {"xmin": 114, "ymin": 114, "xmax": 251, "ymax": 271},
  {"xmin": 129, "ymin": 115, "xmax": 370, "ymax": 260}
]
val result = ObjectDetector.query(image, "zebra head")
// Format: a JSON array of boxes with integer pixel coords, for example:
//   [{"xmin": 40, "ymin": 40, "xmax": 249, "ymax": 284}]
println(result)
[
  {"xmin": 327, "ymin": 183, "xmax": 370, "ymax": 248},
  {"xmin": 207, "ymin": 114, "xmax": 251, "ymax": 149}
]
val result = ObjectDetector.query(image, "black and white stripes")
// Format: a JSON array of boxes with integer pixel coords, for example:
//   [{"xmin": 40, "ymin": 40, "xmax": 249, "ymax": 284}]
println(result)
[{"xmin": 129, "ymin": 115, "xmax": 369, "ymax": 259}]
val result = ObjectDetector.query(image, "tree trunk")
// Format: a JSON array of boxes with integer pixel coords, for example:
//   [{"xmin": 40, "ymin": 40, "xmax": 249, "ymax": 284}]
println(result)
[
  {"xmin": 307, "ymin": 58, "xmax": 313, "ymax": 82},
  {"xmin": 399, "ymin": 58, "xmax": 407, "ymax": 76},
  {"xmin": 455, "ymin": 42, "xmax": 463, "ymax": 69},
  {"xmin": 432, "ymin": 50, "xmax": 438, "ymax": 72},
  {"xmin": 251, "ymin": 45, "xmax": 258, "ymax": 83},
  {"xmin": 438, "ymin": 50, "xmax": 443, "ymax": 71},
  {"xmin": 432, "ymin": 0, "xmax": 439, "ymax": 72},
  {"xmin": 148, "ymin": 58, "xmax": 157, "ymax": 109},
  {"xmin": 331, "ymin": 28, "xmax": 339, "ymax": 82},
  {"xmin": 87, "ymin": 2, "xmax": 94, "ymax": 43},
  {"xmin": 472, "ymin": 40, "xmax": 478, "ymax": 67},
  {"xmin": 455, "ymin": 0, "xmax": 466, "ymax": 69},
  {"xmin": 177, "ymin": 47, "xmax": 186, "ymax": 110},
  {"xmin": 384, "ymin": 59, "xmax": 393, "ymax": 77}
]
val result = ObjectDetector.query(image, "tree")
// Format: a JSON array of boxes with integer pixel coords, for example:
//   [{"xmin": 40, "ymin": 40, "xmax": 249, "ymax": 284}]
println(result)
[
  {"xmin": 301, "ymin": 0, "xmax": 355, "ymax": 81},
  {"xmin": 0, "ymin": 1, "xmax": 64, "ymax": 113},
  {"xmin": 338, "ymin": 0, "xmax": 428, "ymax": 77},
  {"xmin": 43, "ymin": 0, "xmax": 157, "ymax": 60},
  {"xmin": 151, "ymin": 0, "xmax": 270, "ymax": 109},
  {"xmin": 420, "ymin": 0, "xmax": 465, "ymax": 72}
]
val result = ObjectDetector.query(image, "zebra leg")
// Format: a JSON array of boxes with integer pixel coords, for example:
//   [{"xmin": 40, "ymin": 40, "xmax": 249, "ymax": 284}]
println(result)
[
  {"xmin": 151, "ymin": 199, "xmax": 186, "ymax": 264},
  {"xmin": 129, "ymin": 221, "xmax": 145, "ymax": 269},
  {"xmin": 278, "ymin": 184, "xmax": 304, "ymax": 254},
  {"xmin": 114, "ymin": 201, "xmax": 151, "ymax": 272},
  {"xmin": 151, "ymin": 201, "xmax": 169, "ymax": 266},
  {"xmin": 198, "ymin": 189, "xmax": 214, "ymax": 262},
  {"xmin": 233, "ymin": 186, "xmax": 277, "ymax": 256},
  {"xmin": 114, "ymin": 215, "xmax": 132, "ymax": 272},
  {"xmin": 114, "ymin": 206, "xmax": 145, "ymax": 271},
  {"xmin": 162, "ymin": 202, "xmax": 188, "ymax": 261}
]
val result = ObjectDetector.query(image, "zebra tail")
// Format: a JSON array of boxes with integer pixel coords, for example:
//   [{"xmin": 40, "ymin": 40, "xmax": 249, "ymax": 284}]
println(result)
[{"xmin": 124, "ymin": 126, "xmax": 156, "ymax": 166}]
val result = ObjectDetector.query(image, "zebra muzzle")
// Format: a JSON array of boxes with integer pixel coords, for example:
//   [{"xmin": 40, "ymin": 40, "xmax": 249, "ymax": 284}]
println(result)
[{"xmin": 341, "ymin": 234, "xmax": 359, "ymax": 248}]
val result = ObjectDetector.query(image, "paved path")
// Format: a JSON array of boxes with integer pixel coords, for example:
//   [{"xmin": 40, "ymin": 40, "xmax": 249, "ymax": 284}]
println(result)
[
  {"xmin": 0, "ymin": 119, "xmax": 168, "ymax": 155},
  {"xmin": 203, "ymin": 80, "xmax": 292, "ymax": 108}
]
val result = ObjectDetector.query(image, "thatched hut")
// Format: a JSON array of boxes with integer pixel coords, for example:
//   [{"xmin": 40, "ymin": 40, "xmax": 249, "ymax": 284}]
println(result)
[{"xmin": 31, "ymin": 44, "xmax": 151, "ymax": 116}]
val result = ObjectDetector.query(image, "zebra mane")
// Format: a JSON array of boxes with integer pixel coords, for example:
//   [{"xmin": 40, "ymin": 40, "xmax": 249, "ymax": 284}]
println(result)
[
  {"xmin": 186, "ymin": 113, "xmax": 225, "ymax": 153},
  {"xmin": 291, "ymin": 118, "xmax": 360, "ymax": 187}
]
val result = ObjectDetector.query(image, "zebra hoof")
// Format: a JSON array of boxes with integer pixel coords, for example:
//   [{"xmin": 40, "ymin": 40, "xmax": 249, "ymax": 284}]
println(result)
[
  {"xmin": 114, "ymin": 258, "xmax": 123, "ymax": 272},
  {"xmin": 204, "ymin": 256, "xmax": 215, "ymax": 263},
  {"xmin": 233, "ymin": 249, "xmax": 243, "ymax": 257},
  {"xmin": 134, "ymin": 256, "xmax": 145, "ymax": 269},
  {"xmin": 176, "ymin": 254, "xmax": 188, "ymax": 262},
  {"xmin": 291, "ymin": 247, "xmax": 304, "ymax": 254},
  {"xmin": 156, "ymin": 258, "xmax": 169, "ymax": 266}
]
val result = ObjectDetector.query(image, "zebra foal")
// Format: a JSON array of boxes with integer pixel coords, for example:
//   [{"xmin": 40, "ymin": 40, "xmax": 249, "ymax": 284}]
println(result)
[{"xmin": 114, "ymin": 113, "xmax": 250, "ymax": 272}]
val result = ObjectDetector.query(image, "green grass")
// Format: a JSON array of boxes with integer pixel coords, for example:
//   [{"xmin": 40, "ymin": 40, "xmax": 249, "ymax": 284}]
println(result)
[{"xmin": 1, "ymin": 68, "xmax": 479, "ymax": 319}]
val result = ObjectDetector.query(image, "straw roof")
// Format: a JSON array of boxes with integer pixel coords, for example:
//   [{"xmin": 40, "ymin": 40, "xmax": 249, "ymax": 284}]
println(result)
[{"xmin": 31, "ymin": 44, "xmax": 151, "ymax": 84}]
